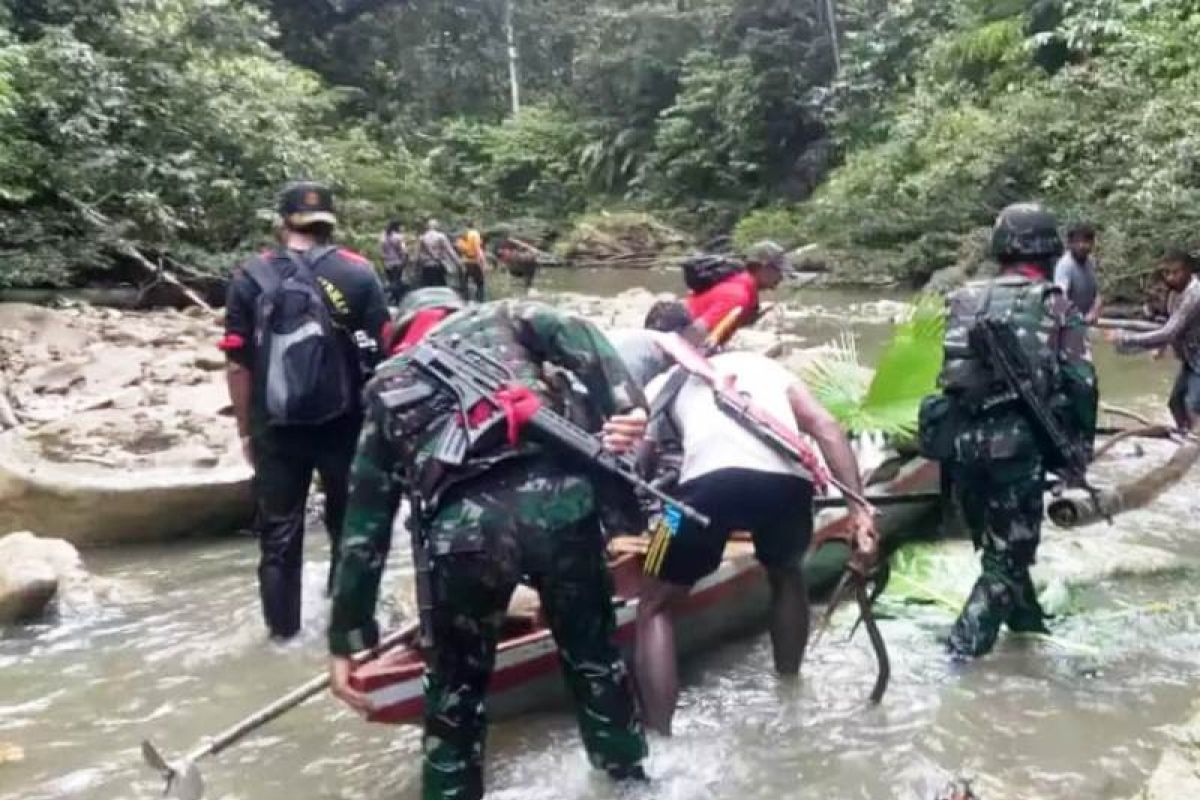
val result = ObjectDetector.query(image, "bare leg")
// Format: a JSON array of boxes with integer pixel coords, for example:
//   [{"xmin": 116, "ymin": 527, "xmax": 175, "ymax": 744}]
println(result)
[
  {"xmin": 766, "ymin": 563, "xmax": 809, "ymax": 676},
  {"xmin": 634, "ymin": 576, "xmax": 690, "ymax": 736}
]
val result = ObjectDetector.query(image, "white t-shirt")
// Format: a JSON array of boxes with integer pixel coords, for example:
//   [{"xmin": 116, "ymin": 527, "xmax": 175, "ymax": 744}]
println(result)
[{"xmin": 648, "ymin": 350, "xmax": 814, "ymax": 483}]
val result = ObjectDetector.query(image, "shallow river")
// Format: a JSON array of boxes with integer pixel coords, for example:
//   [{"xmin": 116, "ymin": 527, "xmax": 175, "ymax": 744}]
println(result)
[{"xmin": 3, "ymin": 275, "xmax": 1198, "ymax": 800}]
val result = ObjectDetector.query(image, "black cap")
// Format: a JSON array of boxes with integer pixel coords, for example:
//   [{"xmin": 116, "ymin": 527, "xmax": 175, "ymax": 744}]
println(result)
[{"xmin": 278, "ymin": 181, "xmax": 337, "ymax": 228}]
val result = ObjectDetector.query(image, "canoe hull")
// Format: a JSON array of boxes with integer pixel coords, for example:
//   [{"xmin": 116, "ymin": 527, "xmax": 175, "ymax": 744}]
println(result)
[{"xmin": 351, "ymin": 456, "xmax": 939, "ymax": 725}]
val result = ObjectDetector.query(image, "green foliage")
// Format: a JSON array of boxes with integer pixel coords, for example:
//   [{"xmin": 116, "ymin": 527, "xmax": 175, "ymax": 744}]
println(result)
[
  {"xmin": 12, "ymin": 0, "xmax": 1200, "ymax": 302},
  {"xmin": 748, "ymin": 0, "xmax": 1200, "ymax": 299},
  {"xmin": 0, "ymin": 0, "xmax": 374, "ymax": 287},
  {"xmin": 803, "ymin": 295, "xmax": 946, "ymax": 438},
  {"xmin": 429, "ymin": 106, "xmax": 587, "ymax": 219},
  {"xmin": 884, "ymin": 543, "xmax": 975, "ymax": 609},
  {"xmin": 732, "ymin": 206, "xmax": 808, "ymax": 252}
]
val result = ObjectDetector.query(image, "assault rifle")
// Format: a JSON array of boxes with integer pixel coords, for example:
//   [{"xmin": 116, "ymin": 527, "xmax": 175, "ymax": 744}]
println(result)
[
  {"xmin": 406, "ymin": 337, "xmax": 711, "ymax": 527},
  {"xmin": 655, "ymin": 333, "xmax": 890, "ymax": 702},
  {"xmin": 971, "ymin": 318, "xmax": 1107, "ymax": 519}
]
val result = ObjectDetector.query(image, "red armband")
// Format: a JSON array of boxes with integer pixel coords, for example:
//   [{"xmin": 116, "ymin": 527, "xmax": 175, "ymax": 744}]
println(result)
[
  {"xmin": 217, "ymin": 333, "xmax": 245, "ymax": 352},
  {"xmin": 495, "ymin": 384, "xmax": 542, "ymax": 446}
]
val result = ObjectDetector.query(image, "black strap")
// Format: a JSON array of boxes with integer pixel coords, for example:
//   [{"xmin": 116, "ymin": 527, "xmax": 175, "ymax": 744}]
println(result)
[
  {"xmin": 280, "ymin": 245, "xmax": 336, "ymax": 283},
  {"xmin": 647, "ymin": 365, "xmax": 688, "ymax": 447}
]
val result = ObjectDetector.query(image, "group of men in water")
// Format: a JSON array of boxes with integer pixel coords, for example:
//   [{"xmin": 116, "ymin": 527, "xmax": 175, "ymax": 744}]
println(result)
[
  {"xmin": 380, "ymin": 218, "xmax": 540, "ymax": 305},
  {"xmin": 221, "ymin": 181, "xmax": 1200, "ymax": 799}
]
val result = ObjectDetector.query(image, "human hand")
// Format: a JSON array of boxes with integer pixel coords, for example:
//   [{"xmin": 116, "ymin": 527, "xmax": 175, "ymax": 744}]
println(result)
[
  {"xmin": 848, "ymin": 507, "xmax": 879, "ymax": 571},
  {"xmin": 329, "ymin": 656, "xmax": 372, "ymax": 714},
  {"xmin": 1101, "ymin": 328, "xmax": 1120, "ymax": 345},
  {"xmin": 1152, "ymin": 348, "xmax": 1168, "ymax": 361},
  {"xmin": 602, "ymin": 408, "xmax": 647, "ymax": 454}
]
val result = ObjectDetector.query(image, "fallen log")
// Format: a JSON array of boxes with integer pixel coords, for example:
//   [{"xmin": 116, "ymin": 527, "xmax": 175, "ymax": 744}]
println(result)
[
  {"xmin": 0, "ymin": 287, "xmax": 143, "ymax": 308},
  {"xmin": 1047, "ymin": 440, "xmax": 1200, "ymax": 528},
  {"xmin": 1093, "ymin": 317, "xmax": 1159, "ymax": 333},
  {"xmin": 1094, "ymin": 425, "xmax": 1175, "ymax": 460},
  {"xmin": 60, "ymin": 194, "xmax": 212, "ymax": 312},
  {"xmin": 1102, "ymin": 403, "xmax": 1157, "ymax": 428}
]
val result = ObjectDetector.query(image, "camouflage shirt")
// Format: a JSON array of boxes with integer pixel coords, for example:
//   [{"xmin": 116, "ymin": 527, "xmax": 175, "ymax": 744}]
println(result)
[
  {"xmin": 328, "ymin": 301, "xmax": 644, "ymax": 655},
  {"xmin": 943, "ymin": 273, "xmax": 1096, "ymax": 463}
]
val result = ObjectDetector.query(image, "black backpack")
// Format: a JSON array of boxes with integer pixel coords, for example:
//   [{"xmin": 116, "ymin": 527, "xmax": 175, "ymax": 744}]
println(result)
[
  {"xmin": 247, "ymin": 247, "xmax": 354, "ymax": 426},
  {"xmin": 682, "ymin": 254, "xmax": 745, "ymax": 293}
]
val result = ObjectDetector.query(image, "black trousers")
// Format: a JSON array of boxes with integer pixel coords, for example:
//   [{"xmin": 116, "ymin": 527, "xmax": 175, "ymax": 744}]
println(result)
[
  {"xmin": 251, "ymin": 414, "xmax": 362, "ymax": 638},
  {"xmin": 463, "ymin": 261, "xmax": 486, "ymax": 302},
  {"xmin": 419, "ymin": 262, "xmax": 447, "ymax": 288}
]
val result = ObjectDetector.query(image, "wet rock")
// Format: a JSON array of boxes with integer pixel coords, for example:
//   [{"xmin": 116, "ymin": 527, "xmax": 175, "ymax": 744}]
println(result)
[
  {"xmin": 109, "ymin": 387, "xmax": 144, "ymax": 410},
  {"xmin": 0, "ymin": 531, "xmax": 85, "ymax": 624},
  {"xmin": 193, "ymin": 352, "xmax": 225, "ymax": 372},
  {"xmin": 24, "ymin": 362, "xmax": 86, "ymax": 395}
]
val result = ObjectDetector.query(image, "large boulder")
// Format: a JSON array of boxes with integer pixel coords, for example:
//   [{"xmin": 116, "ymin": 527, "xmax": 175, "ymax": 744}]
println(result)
[
  {"xmin": 0, "ymin": 531, "xmax": 85, "ymax": 624},
  {"xmin": 0, "ymin": 302, "xmax": 254, "ymax": 545}
]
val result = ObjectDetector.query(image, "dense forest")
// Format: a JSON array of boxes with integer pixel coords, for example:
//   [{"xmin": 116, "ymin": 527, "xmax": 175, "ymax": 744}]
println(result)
[{"xmin": 2, "ymin": 0, "xmax": 1199, "ymax": 299}]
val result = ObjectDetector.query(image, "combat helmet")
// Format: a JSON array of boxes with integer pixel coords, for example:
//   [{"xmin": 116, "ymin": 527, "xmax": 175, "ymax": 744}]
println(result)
[
  {"xmin": 392, "ymin": 287, "xmax": 464, "ymax": 345},
  {"xmin": 991, "ymin": 202, "xmax": 1063, "ymax": 265}
]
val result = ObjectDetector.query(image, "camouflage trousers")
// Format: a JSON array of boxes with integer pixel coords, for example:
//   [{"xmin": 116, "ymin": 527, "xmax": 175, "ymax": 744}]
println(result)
[
  {"xmin": 421, "ymin": 514, "xmax": 646, "ymax": 800},
  {"xmin": 947, "ymin": 454, "xmax": 1049, "ymax": 658}
]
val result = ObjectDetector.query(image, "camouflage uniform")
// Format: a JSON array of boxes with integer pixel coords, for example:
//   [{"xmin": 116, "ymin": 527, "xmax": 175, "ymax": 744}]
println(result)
[
  {"xmin": 328, "ymin": 301, "xmax": 648, "ymax": 800},
  {"xmin": 938, "ymin": 280, "xmax": 1096, "ymax": 658}
]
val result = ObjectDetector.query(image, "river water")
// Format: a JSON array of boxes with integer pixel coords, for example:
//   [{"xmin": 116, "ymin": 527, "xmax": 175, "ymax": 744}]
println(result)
[{"xmin": 2, "ymin": 275, "xmax": 1198, "ymax": 800}]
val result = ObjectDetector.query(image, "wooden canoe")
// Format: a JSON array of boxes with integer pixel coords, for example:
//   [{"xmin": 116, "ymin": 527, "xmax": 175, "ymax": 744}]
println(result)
[{"xmin": 350, "ymin": 456, "xmax": 940, "ymax": 725}]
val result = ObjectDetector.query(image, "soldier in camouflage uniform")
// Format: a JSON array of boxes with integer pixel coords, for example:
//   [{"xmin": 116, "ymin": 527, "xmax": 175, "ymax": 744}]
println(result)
[
  {"xmin": 327, "ymin": 292, "xmax": 649, "ymax": 800},
  {"xmin": 921, "ymin": 203, "xmax": 1097, "ymax": 659}
]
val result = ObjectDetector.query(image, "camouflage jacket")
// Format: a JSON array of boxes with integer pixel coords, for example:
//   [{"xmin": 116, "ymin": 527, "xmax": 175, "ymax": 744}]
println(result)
[
  {"xmin": 941, "ymin": 273, "xmax": 1097, "ymax": 465},
  {"xmin": 328, "ymin": 301, "xmax": 644, "ymax": 655}
]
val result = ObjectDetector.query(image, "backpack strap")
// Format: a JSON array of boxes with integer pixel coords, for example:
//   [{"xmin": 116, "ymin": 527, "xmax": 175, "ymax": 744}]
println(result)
[
  {"xmin": 280, "ymin": 245, "xmax": 336, "ymax": 283},
  {"xmin": 245, "ymin": 254, "xmax": 283, "ymax": 295},
  {"xmin": 274, "ymin": 246, "xmax": 347, "ymax": 328},
  {"xmin": 647, "ymin": 366, "xmax": 688, "ymax": 447}
]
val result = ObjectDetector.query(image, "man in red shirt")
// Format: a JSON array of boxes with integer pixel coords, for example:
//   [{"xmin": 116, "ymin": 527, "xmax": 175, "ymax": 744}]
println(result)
[{"xmin": 685, "ymin": 241, "xmax": 795, "ymax": 343}]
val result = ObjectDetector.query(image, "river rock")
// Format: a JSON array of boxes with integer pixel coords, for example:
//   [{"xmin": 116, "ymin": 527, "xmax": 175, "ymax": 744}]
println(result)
[
  {"xmin": 0, "ymin": 531, "xmax": 86, "ymax": 624},
  {"xmin": 193, "ymin": 352, "xmax": 225, "ymax": 372},
  {"xmin": 24, "ymin": 361, "xmax": 86, "ymax": 395}
]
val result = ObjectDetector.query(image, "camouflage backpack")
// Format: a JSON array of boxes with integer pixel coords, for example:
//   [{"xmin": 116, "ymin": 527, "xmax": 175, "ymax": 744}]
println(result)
[{"xmin": 938, "ymin": 275, "xmax": 1061, "ymax": 404}]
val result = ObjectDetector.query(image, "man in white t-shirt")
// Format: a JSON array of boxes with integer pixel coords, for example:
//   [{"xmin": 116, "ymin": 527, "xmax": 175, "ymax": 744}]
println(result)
[{"xmin": 636, "ymin": 350, "xmax": 876, "ymax": 735}]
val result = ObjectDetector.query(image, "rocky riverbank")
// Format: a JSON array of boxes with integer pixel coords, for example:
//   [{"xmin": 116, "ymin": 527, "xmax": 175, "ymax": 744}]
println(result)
[{"xmin": 0, "ymin": 301, "xmax": 252, "ymax": 545}]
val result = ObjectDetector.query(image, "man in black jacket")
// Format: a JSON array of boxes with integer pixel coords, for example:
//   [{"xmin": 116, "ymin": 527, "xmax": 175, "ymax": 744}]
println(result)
[{"xmin": 220, "ymin": 181, "xmax": 390, "ymax": 640}]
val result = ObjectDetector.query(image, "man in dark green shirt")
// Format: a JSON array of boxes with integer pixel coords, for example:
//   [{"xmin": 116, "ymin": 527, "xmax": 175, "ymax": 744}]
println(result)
[{"xmin": 327, "ymin": 293, "xmax": 650, "ymax": 800}]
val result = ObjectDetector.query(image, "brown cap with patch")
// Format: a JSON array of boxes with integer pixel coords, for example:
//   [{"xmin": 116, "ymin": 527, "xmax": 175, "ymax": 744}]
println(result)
[
  {"xmin": 745, "ymin": 240, "xmax": 796, "ymax": 275},
  {"xmin": 278, "ymin": 181, "xmax": 337, "ymax": 228}
]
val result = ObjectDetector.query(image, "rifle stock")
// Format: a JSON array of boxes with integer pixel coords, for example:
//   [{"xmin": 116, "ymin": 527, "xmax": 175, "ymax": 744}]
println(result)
[{"xmin": 408, "ymin": 338, "xmax": 711, "ymax": 527}]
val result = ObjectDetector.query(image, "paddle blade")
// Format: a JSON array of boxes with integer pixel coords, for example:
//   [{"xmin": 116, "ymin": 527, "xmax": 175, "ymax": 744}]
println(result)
[
  {"xmin": 141, "ymin": 739, "xmax": 171, "ymax": 776},
  {"xmin": 169, "ymin": 760, "xmax": 205, "ymax": 800}
]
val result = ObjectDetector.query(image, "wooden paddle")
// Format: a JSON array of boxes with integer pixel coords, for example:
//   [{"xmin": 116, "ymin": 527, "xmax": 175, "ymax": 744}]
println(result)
[{"xmin": 141, "ymin": 622, "xmax": 417, "ymax": 800}]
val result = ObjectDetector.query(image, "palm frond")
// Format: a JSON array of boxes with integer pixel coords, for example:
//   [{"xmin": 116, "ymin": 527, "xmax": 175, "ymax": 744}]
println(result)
[
  {"xmin": 857, "ymin": 294, "xmax": 946, "ymax": 437},
  {"xmin": 802, "ymin": 295, "xmax": 946, "ymax": 438},
  {"xmin": 802, "ymin": 331, "xmax": 873, "ymax": 428}
]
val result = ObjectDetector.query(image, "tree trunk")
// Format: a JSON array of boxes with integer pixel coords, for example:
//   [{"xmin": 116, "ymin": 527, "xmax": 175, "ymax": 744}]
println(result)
[
  {"xmin": 1047, "ymin": 440, "xmax": 1200, "ymax": 528},
  {"xmin": 505, "ymin": 0, "xmax": 521, "ymax": 117}
]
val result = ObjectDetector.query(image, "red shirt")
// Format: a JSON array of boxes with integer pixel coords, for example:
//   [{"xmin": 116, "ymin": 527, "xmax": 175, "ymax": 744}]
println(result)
[{"xmin": 685, "ymin": 271, "xmax": 760, "ymax": 331}]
